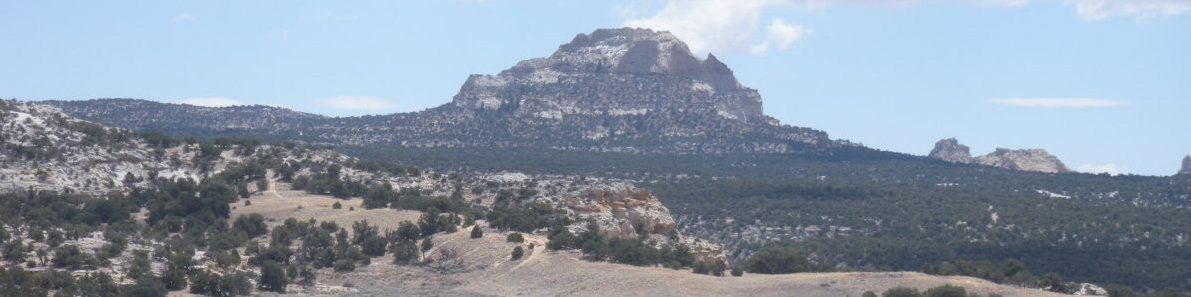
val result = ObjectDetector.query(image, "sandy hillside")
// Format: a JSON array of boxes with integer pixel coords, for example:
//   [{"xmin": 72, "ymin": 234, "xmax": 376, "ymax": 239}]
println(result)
[
  {"xmin": 297, "ymin": 229, "xmax": 1068, "ymax": 297},
  {"xmin": 230, "ymin": 178, "xmax": 422, "ymax": 233}
]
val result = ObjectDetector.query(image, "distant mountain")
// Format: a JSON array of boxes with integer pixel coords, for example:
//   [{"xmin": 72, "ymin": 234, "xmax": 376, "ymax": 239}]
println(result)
[
  {"xmin": 44, "ymin": 28, "xmax": 843, "ymax": 155},
  {"xmin": 928, "ymin": 138, "xmax": 1070, "ymax": 173},
  {"xmin": 39, "ymin": 98, "xmax": 325, "ymax": 138},
  {"xmin": 1181, "ymin": 155, "xmax": 1191, "ymax": 175}
]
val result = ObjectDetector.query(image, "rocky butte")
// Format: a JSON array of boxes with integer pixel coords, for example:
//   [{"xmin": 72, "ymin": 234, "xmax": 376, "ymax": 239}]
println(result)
[
  {"xmin": 928, "ymin": 138, "xmax": 1070, "ymax": 174},
  {"xmin": 454, "ymin": 28, "xmax": 763, "ymax": 123}
]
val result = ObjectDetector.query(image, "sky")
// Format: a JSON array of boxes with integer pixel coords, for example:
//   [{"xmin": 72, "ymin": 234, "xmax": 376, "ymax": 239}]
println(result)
[{"xmin": 1, "ymin": 0, "xmax": 1188, "ymax": 176}]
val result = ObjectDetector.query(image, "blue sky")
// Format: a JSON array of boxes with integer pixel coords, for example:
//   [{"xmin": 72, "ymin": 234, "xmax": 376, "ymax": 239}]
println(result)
[{"xmin": 1, "ymin": 0, "xmax": 1188, "ymax": 175}]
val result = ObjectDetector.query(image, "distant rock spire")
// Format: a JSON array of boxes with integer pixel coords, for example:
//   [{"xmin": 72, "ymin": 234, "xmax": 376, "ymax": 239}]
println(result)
[
  {"xmin": 1181, "ymin": 155, "xmax": 1191, "ymax": 175},
  {"xmin": 928, "ymin": 138, "xmax": 975, "ymax": 163}
]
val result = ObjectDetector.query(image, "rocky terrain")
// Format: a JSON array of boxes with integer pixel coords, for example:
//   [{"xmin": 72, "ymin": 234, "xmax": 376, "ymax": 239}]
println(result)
[
  {"xmin": 0, "ymin": 102, "xmax": 734, "ymax": 292},
  {"xmin": 44, "ymin": 28, "xmax": 845, "ymax": 155},
  {"xmin": 928, "ymin": 138, "xmax": 1070, "ymax": 173},
  {"xmin": 0, "ymin": 100, "xmax": 196, "ymax": 194}
]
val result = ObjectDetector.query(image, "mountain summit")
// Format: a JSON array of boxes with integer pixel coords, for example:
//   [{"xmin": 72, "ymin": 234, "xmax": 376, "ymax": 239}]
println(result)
[{"xmin": 452, "ymin": 28, "xmax": 764, "ymax": 124}]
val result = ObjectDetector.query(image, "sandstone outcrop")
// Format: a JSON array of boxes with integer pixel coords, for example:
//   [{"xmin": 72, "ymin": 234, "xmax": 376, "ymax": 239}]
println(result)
[
  {"xmin": 975, "ymin": 148, "xmax": 1071, "ymax": 174},
  {"xmin": 928, "ymin": 138, "xmax": 1070, "ymax": 173}
]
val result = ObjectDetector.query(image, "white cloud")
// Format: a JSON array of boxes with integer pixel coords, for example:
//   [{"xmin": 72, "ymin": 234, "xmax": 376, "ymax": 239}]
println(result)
[
  {"xmin": 178, "ymin": 97, "xmax": 244, "ymax": 107},
  {"xmin": 766, "ymin": 18, "xmax": 810, "ymax": 51},
  {"xmin": 623, "ymin": 0, "xmax": 802, "ymax": 55},
  {"xmin": 1077, "ymin": 163, "xmax": 1124, "ymax": 175},
  {"xmin": 317, "ymin": 96, "xmax": 396, "ymax": 111},
  {"xmin": 748, "ymin": 41, "xmax": 771, "ymax": 55},
  {"xmin": 747, "ymin": 19, "xmax": 812, "ymax": 55},
  {"xmin": 991, "ymin": 98, "xmax": 1128, "ymax": 108},
  {"xmin": 1067, "ymin": 0, "xmax": 1191, "ymax": 21},
  {"xmin": 172, "ymin": 13, "xmax": 195, "ymax": 22}
]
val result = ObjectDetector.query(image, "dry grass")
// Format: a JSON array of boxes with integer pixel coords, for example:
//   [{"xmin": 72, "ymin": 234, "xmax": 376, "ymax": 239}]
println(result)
[
  {"xmin": 302, "ymin": 229, "xmax": 1069, "ymax": 297},
  {"xmin": 230, "ymin": 181, "xmax": 422, "ymax": 233}
]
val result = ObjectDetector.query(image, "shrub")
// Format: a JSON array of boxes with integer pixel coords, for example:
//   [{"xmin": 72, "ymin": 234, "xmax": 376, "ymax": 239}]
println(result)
[
  {"xmin": 126, "ymin": 276, "xmax": 168, "ymax": 297},
  {"xmin": 506, "ymin": 232, "xmax": 525, "ymax": 243},
  {"xmin": 390, "ymin": 241, "xmax": 419, "ymax": 265},
  {"xmin": 470, "ymin": 226, "xmax": 483, "ymax": 239},
  {"xmin": 511, "ymin": 246, "xmax": 524, "ymax": 260},
  {"xmin": 923, "ymin": 284, "xmax": 966, "ymax": 297},
  {"xmin": 710, "ymin": 260, "xmax": 727, "ymax": 276},
  {"xmin": 421, "ymin": 237, "xmax": 434, "ymax": 252},
  {"xmin": 332, "ymin": 201, "xmax": 342, "ymax": 209},
  {"xmin": 52, "ymin": 244, "xmax": 92, "ymax": 269},
  {"xmin": 731, "ymin": 266, "xmax": 744, "ymax": 277},
  {"xmin": 233, "ymin": 214, "xmax": 268, "ymax": 238},
  {"xmin": 693, "ymin": 261, "xmax": 709, "ymax": 275},
  {"xmin": 744, "ymin": 246, "xmax": 819, "ymax": 274},
  {"xmin": 882, "ymin": 286, "xmax": 922, "ymax": 297},
  {"xmin": 333, "ymin": 259, "xmax": 356, "ymax": 272},
  {"xmin": 259, "ymin": 260, "xmax": 288, "ymax": 293}
]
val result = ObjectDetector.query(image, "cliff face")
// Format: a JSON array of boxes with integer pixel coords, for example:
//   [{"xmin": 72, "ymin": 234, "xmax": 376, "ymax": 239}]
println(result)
[{"xmin": 452, "ymin": 28, "xmax": 764, "ymax": 124}]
